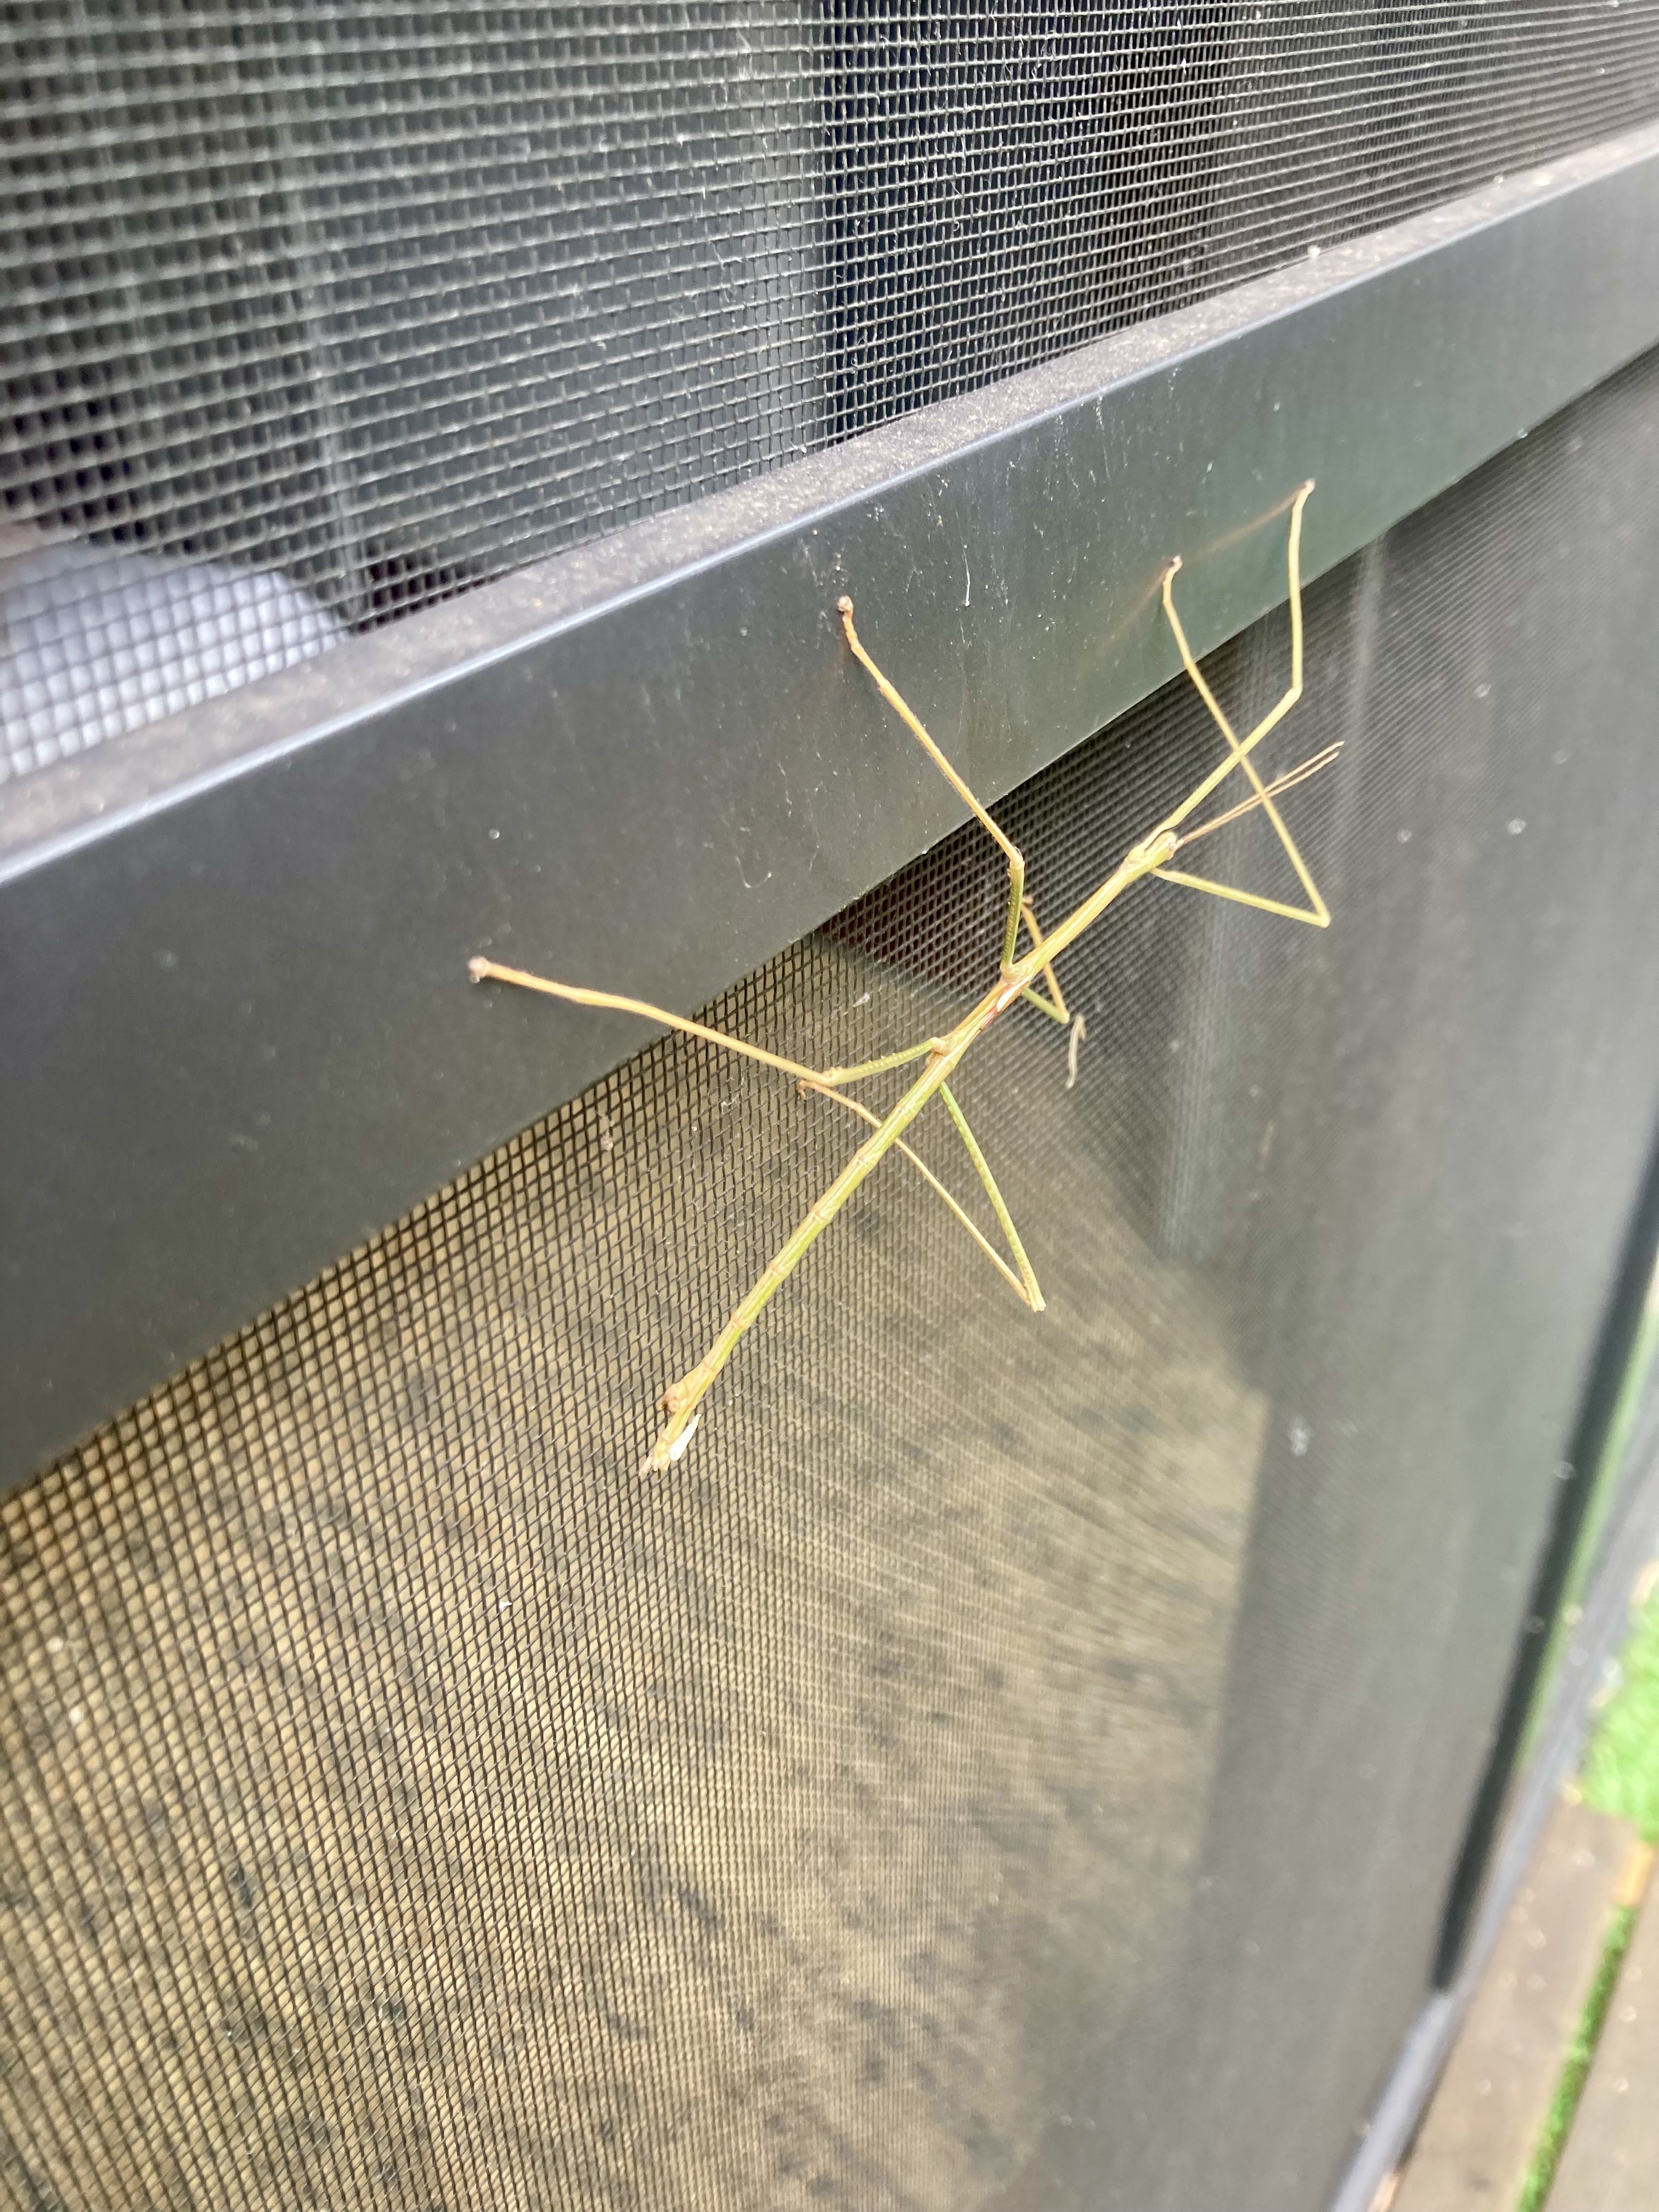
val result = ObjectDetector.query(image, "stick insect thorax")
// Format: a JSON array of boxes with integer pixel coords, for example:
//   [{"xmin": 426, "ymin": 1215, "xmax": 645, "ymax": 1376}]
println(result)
[{"xmin": 470, "ymin": 480, "xmax": 1336, "ymax": 1473}]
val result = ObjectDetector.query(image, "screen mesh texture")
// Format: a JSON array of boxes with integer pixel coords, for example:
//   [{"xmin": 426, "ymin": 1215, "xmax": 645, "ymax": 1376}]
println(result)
[
  {"xmin": 5, "ymin": 2, "xmax": 1659, "ymax": 780},
  {"xmin": 8, "ymin": 351, "xmax": 1659, "ymax": 2211}
]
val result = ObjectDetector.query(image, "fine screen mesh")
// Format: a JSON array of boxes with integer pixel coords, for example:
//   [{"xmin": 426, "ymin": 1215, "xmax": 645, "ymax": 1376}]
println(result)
[
  {"xmin": 7, "ymin": 353, "xmax": 1659, "ymax": 2212},
  {"xmin": 5, "ymin": 3, "xmax": 1659, "ymax": 779}
]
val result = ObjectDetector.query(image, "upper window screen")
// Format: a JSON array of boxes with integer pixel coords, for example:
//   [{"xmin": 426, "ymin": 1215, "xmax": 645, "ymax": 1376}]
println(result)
[{"xmin": 4, "ymin": 1, "xmax": 1658, "ymax": 777}]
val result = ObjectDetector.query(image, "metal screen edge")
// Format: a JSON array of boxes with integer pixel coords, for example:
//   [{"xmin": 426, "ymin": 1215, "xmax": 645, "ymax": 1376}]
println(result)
[
  {"xmin": 4, "ymin": 120, "xmax": 1659, "ymax": 1491},
  {"xmin": 1326, "ymin": 1409, "xmax": 1659, "ymax": 2212}
]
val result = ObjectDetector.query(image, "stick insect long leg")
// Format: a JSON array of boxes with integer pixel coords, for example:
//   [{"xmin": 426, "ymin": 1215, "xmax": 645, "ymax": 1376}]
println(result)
[
  {"xmin": 470, "ymin": 957, "xmax": 1026, "ymax": 1304},
  {"xmin": 830, "ymin": 602, "xmax": 1084, "ymax": 1266},
  {"xmin": 808, "ymin": 1082, "xmax": 1037, "ymax": 1308},
  {"xmin": 1153, "ymin": 479, "xmax": 1330, "ymax": 928},
  {"xmin": 1015, "ymin": 898, "xmax": 1071, "ymax": 1024},
  {"xmin": 939, "ymin": 1082, "xmax": 1044, "ymax": 1311},
  {"xmin": 839, "ymin": 595, "xmax": 1031, "ymax": 975},
  {"xmin": 466, "ymin": 958, "xmax": 948, "ymax": 1091}
]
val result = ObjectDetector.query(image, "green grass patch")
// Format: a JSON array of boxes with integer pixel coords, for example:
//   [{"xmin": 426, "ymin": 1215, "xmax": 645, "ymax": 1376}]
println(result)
[
  {"xmin": 1514, "ymin": 1568, "xmax": 1659, "ymax": 2208},
  {"xmin": 1509, "ymin": 1261, "xmax": 1659, "ymax": 2208},
  {"xmin": 1523, "ymin": 1286, "xmax": 1659, "ymax": 1767},
  {"xmin": 1515, "ymin": 1898, "xmax": 1640, "ymax": 2212},
  {"xmin": 1579, "ymin": 1578, "xmax": 1659, "ymax": 1844}
]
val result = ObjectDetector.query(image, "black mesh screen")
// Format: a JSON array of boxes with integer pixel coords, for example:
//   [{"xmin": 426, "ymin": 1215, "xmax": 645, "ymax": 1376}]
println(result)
[
  {"xmin": 5, "ymin": 3, "xmax": 1659, "ymax": 779},
  {"xmin": 8, "ymin": 354, "xmax": 1659, "ymax": 2211}
]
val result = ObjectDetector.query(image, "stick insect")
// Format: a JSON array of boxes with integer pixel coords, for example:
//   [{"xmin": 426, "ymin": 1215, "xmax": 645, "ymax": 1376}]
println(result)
[{"xmin": 471, "ymin": 481, "xmax": 1339, "ymax": 1472}]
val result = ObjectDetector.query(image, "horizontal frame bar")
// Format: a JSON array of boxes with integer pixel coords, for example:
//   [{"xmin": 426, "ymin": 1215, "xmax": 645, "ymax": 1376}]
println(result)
[{"xmin": 5, "ymin": 120, "xmax": 1659, "ymax": 1493}]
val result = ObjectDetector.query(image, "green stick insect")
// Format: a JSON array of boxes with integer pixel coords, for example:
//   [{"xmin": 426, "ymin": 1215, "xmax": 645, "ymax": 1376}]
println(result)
[{"xmin": 471, "ymin": 481, "xmax": 1339, "ymax": 1471}]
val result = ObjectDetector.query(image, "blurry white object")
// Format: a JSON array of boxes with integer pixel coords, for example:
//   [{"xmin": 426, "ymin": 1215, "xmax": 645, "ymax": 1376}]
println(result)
[{"xmin": 0, "ymin": 523, "xmax": 343, "ymax": 783}]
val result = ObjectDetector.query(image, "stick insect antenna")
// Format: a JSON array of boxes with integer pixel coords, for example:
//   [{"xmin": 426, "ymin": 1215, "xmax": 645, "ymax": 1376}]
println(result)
[{"xmin": 1173, "ymin": 743, "xmax": 1343, "ymax": 851}]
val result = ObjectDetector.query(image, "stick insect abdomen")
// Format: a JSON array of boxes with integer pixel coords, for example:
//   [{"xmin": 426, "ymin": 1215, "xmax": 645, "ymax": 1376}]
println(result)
[{"xmin": 647, "ymin": 1028, "xmax": 978, "ymax": 1468}]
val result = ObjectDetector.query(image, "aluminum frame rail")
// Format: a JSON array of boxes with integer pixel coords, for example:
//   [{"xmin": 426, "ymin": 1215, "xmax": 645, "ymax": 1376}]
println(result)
[{"xmin": 5, "ymin": 121, "xmax": 1659, "ymax": 1497}]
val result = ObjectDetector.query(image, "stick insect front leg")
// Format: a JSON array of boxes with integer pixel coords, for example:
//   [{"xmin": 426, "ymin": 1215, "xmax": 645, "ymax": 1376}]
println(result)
[
  {"xmin": 839, "ymin": 596, "xmax": 1032, "ymax": 977},
  {"xmin": 839, "ymin": 597, "xmax": 1081, "ymax": 1065},
  {"xmin": 465, "ymin": 958, "xmax": 949, "ymax": 1094}
]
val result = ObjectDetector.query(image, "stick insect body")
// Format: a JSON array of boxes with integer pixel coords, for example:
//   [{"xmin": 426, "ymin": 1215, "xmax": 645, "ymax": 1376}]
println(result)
[{"xmin": 471, "ymin": 482, "xmax": 1338, "ymax": 1471}]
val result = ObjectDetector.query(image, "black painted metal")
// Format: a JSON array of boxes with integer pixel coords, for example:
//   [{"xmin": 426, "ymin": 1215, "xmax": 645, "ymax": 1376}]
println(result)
[
  {"xmin": 1434, "ymin": 1126, "xmax": 1659, "ymax": 1988},
  {"xmin": 4, "ymin": 124, "xmax": 1659, "ymax": 1493},
  {"xmin": 9, "ymin": 308, "xmax": 1659, "ymax": 2212}
]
